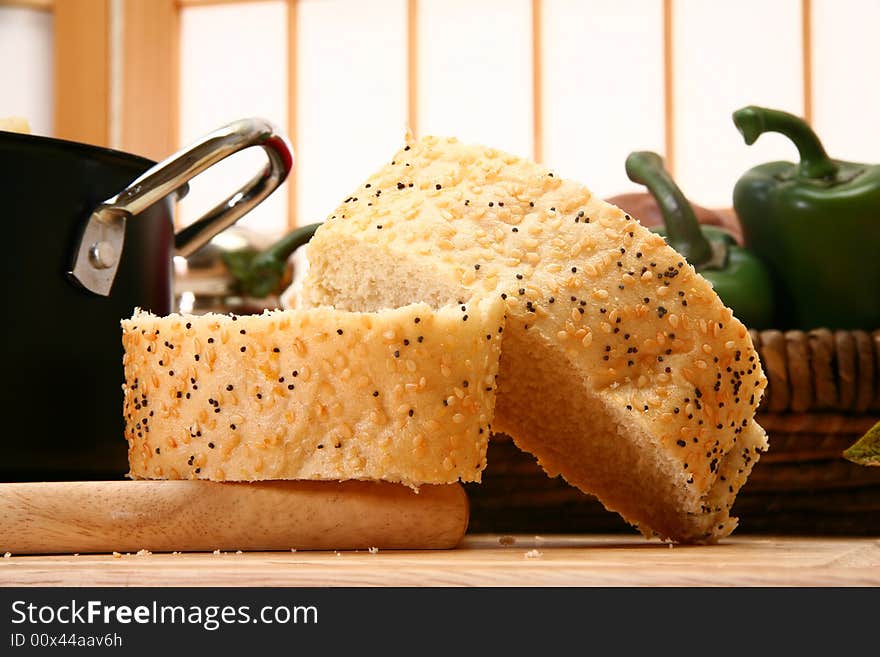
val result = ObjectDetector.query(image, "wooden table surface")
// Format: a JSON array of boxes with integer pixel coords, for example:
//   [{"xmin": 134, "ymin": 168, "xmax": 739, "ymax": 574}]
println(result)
[{"xmin": 2, "ymin": 534, "xmax": 878, "ymax": 587}]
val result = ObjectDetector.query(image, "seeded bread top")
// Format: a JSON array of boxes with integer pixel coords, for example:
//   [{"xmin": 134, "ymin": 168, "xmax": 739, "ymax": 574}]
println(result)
[
  {"xmin": 304, "ymin": 136, "xmax": 768, "ymax": 497},
  {"xmin": 121, "ymin": 300, "xmax": 505, "ymax": 486}
]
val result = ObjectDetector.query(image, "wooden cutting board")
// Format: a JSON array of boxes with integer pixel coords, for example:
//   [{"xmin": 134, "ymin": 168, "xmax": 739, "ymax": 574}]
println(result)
[
  {"xmin": 2, "ymin": 535, "xmax": 878, "ymax": 586},
  {"xmin": 0, "ymin": 480, "xmax": 468, "ymax": 554}
]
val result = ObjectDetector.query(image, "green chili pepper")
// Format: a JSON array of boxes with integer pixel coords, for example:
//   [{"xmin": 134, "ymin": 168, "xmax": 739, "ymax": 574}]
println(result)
[
  {"xmin": 626, "ymin": 151, "xmax": 775, "ymax": 329},
  {"xmin": 732, "ymin": 105, "xmax": 880, "ymax": 330},
  {"xmin": 222, "ymin": 222, "xmax": 321, "ymax": 299}
]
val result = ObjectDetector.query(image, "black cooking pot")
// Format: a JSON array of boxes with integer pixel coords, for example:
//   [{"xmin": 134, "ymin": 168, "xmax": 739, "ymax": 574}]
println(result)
[{"xmin": 0, "ymin": 119, "xmax": 292, "ymax": 481}]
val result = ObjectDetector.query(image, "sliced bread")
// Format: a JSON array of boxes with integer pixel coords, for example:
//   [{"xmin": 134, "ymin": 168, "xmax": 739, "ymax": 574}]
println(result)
[
  {"xmin": 122, "ymin": 299, "xmax": 504, "ymax": 487},
  {"xmin": 300, "ymin": 136, "xmax": 769, "ymax": 543}
]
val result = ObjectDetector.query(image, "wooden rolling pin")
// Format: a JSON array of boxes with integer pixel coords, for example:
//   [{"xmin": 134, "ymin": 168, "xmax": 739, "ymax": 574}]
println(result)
[{"xmin": 0, "ymin": 480, "xmax": 468, "ymax": 554}]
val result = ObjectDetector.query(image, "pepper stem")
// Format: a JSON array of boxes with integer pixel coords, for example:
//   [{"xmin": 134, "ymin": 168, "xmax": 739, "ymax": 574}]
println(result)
[
  {"xmin": 732, "ymin": 105, "xmax": 839, "ymax": 179},
  {"xmin": 625, "ymin": 151, "xmax": 713, "ymax": 266},
  {"xmin": 225, "ymin": 222, "xmax": 322, "ymax": 298},
  {"xmin": 257, "ymin": 222, "xmax": 322, "ymax": 266}
]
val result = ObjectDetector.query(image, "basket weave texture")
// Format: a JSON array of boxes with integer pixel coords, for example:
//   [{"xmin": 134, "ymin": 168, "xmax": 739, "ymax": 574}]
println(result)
[{"xmin": 749, "ymin": 328, "xmax": 880, "ymax": 415}]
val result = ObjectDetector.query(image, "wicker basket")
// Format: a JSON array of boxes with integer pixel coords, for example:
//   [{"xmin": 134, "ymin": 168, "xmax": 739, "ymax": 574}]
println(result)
[{"xmin": 467, "ymin": 329, "xmax": 880, "ymax": 535}]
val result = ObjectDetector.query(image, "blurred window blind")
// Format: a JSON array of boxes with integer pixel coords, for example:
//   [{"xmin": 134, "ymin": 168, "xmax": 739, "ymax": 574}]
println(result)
[
  {"xmin": 177, "ymin": 0, "xmax": 880, "ymax": 231},
  {"xmin": 673, "ymin": 0, "xmax": 804, "ymax": 206},
  {"xmin": 0, "ymin": 5, "xmax": 53, "ymax": 137},
  {"xmin": 542, "ymin": 0, "xmax": 665, "ymax": 196},
  {"xmin": 3, "ymin": 2, "xmax": 876, "ymax": 235},
  {"xmin": 296, "ymin": 0, "xmax": 408, "ymax": 226},
  {"xmin": 178, "ymin": 0, "xmax": 288, "ymax": 236},
  {"xmin": 418, "ymin": 0, "xmax": 533, "ymax": 158},
  {"xmin": 812, "ymin": 0, "xmax": 880, "ymax": 165}
]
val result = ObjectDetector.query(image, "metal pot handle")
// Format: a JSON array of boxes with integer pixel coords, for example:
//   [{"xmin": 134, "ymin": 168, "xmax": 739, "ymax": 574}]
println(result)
[{"xmin": 68, "ymin": 118, "xmax": 293, "ymax": 297}]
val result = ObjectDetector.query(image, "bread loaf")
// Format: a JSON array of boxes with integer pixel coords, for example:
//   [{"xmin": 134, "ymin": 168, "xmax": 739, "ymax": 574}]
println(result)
[
  {"xmin": 122, "ymin": 300, "xmax": 504, "ymax": 487},
  {"xmin": 300, "ymin": 136, "xmax": 769, "ymax": 543}
]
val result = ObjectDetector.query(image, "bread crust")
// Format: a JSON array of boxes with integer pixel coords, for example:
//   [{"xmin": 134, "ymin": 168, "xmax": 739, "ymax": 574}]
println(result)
[
  {"xmin": 122, "ymin": 301, "xmax": 504, "ymax": 487},
  {"xmin": 302, "ymin": 136, "xmax": 768, "ymax": 542}
]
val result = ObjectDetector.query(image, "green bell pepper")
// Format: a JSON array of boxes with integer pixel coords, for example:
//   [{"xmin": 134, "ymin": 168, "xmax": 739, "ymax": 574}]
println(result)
[
  {"xmin": 732, "ymin": 105, "xmax": 880, "ymax": 330},
  {"xmin": 222, "ymin": 222, "xmax": 321, "ymax": 299},
  {"xmin": 626, "ymin": 151, "xmax": 775, "ymax": 329}
]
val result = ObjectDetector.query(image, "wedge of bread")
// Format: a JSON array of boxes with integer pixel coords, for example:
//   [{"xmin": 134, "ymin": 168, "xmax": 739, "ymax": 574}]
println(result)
[
  {"xmin": 122, "ymin": 300, "xmax": 504, "ymax": 487},
  {"xmin": 0, "ymin": 117, "xmax": 30, "ymax": 134},
  {"xmin": 300, "ymin": 136, "xmax": 768, "ymax": 543}
]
